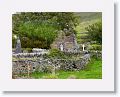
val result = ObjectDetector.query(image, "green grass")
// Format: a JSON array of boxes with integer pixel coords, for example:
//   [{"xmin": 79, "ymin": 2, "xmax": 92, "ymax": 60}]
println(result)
[
  {"xmin": 57, "ymin": 58, "xmax": 102, "ymax": 79},
  {"xmin": 24, "ymin": 58, "xmax": 102, "ymax": 79}
]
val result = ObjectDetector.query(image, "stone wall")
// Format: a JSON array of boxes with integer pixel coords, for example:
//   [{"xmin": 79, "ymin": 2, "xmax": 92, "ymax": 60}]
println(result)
[
  {"xmin": 12, "ymin": 53, "xmax": 91, "ymax": 75},
  {"xmin": 89, "ymin": 51, "xmax": 102, "ymax": 59}
]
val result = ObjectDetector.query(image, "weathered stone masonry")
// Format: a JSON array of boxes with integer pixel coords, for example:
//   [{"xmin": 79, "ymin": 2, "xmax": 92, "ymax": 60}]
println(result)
[{"xmin": 12, "ymin": 53, "xmax": 91, "ymax": 75}]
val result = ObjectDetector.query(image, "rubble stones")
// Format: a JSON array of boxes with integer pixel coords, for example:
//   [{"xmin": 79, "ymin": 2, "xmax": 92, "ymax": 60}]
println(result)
[{"xmin": 12, "ymin": 53, "xmax": 91, "ymax": 75}]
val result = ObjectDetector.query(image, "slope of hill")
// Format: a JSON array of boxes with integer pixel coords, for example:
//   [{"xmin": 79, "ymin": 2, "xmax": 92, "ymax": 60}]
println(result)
[
  {"xmin": 75, "ymin": 12, "xmax": 102, "ymax": 44},
  {"xmin": 76, "ymin": 12, "xmax": 102, "ymax": 22}
]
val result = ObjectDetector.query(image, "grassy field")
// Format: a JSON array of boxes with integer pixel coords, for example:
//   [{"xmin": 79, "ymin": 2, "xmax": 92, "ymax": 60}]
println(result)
[{"xmin": 28, "ymin": 58, "xmax": 102, "ymax": 79}]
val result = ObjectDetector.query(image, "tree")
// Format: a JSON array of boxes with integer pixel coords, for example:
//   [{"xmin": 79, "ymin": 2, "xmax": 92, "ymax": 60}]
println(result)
[
  {"xmin": 18, "ymin": 21, "xmax": 58, "ymax": 48},
  {"xmin": 85, "ymin": 21, "xmax": 102, "ymax": 44},
  {"xmin": 12, "ymin": 12, "xmax": 79, "ymax": 34},
  {"xmin": 12, "ymin": 12, "xmax": 80, "ymax": 48}
]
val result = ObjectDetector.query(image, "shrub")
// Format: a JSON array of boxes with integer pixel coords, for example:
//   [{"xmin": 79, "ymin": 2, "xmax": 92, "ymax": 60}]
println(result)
[
  {"xmin": 85, "ymin": 21, "xmax": 102, "ymax": 44},
  {"xmin": 88, "ymin": 44, "xmax": 102, "ymax": 51}
]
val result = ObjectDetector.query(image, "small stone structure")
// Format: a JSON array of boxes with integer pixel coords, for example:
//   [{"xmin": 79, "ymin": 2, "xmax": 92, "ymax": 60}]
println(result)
[
  {"xmin": 51, "ymin": 31, "xmax": 79, "ymax": 52},
  {"xmin": 12, "ymin": 50, "xmax": 102, "ymax": 76},
  {"xmin": 32, "ymin": 48, "xmax": 49, "ymax": 54}
]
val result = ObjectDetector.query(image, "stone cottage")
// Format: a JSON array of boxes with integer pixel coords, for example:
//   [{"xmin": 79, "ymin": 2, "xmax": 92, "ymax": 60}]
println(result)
[{"xmin": 51, "ymin": 31, "xmax": 79, "ymax": 52}]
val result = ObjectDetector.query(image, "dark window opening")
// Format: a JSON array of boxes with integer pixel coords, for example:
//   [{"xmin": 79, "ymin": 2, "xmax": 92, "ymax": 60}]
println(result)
[
  {"xmin": 22, "ymin": 66, "xmax": 25, "ymax": 67},
  {"xmin": 33, "ymin": 67, "xmax": 35, "ymax": 69}
]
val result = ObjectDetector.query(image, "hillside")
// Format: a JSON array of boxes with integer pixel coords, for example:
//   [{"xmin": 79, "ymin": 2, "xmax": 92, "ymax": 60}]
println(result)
[
  {"xmin": 76, "ymin": 12, "xmax": 102, "ymax": 22},
  {"xmin": 75, "ymin": 12, "xmax": 102, "ymax": 44}
]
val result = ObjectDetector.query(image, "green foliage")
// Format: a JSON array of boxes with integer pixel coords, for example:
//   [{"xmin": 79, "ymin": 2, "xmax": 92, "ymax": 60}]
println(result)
[
  {"xmin": 30, "ymin": 71, "xmax": 44, "ymax": 79},
  {"xmin": 12, "ymin": 12, "xmax": 80, "ymax": 48},
  {"xmin": 48, "ymin": 49, "xmax": 67, "ymax": 59},
  {"xmin": 85, "ymin": 21, "xmax": 102, "ymax": 44},
  {"xmin": 18, "ymin": 22, "xmax": 57, "ymax": 48},
  {"xmin": 87, "ymin": 44, "xmax": 102, "ymax": 51},
  {"xmin": 59, "ymin": 13, "xmax": 79, "ymax": 30},
  {"xmin": 58, "ymin": 58, "xmax": 102, "ymax": 79},
  {"xmin": 91, "ymin": 44, "xmax": 102, "ymax": 50}
]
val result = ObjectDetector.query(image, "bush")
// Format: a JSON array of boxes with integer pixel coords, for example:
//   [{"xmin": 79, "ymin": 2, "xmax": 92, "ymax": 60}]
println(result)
[
  {"xmin": 87, "ymin": 44, "xmax": 102, "ymax": 51},
  {"xmin": 85, "ymin": 21, "xmax": 102, "ymax": 44}
]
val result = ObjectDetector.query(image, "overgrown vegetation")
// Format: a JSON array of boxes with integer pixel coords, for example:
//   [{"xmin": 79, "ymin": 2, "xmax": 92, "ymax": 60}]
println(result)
[
  {"xmin": 19, "ymin": 22, "xmax": 58, "ymax": 48},
  {"xmin": 86, "ymin": 21, "xmax": 102, "ymax": 44},
  {"xmin": 12, "ymin": 12, "xmax": 80, "ymax": 48}
]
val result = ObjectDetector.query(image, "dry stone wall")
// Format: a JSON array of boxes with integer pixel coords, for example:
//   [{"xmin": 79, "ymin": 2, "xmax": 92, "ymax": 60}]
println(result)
[{"xmin": 12, "ymin": 53, "xmax": 91, "ymax": 75}]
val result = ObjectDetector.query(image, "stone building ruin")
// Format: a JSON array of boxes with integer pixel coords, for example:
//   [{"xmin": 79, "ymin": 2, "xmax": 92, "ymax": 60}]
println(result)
[{"xmin": 51, "ymin": 31, "xmax": 79, "ymax": 52}]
